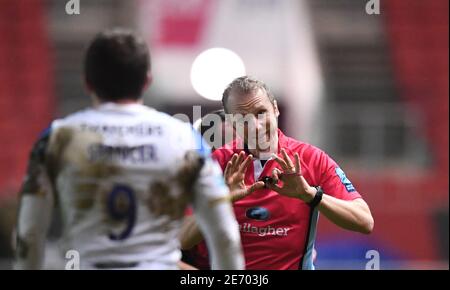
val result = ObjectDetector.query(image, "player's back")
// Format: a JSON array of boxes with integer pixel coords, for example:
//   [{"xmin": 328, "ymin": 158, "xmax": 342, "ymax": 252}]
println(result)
[{"xmin": 47, "ymin": 102, "xmax": 200, "ymax": 269}]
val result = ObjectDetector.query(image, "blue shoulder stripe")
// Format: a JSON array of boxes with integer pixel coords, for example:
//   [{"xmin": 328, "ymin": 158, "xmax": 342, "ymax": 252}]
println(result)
[{"xmin": 38, "ymin": 125, "xmax": 52, "ymax": 140}]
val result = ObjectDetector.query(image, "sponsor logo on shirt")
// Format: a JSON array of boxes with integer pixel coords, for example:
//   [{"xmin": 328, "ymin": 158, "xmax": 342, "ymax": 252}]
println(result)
[
  {"xmin": 239, "ymin": 223, "xmax": 291, "ymax": 237},
  {"xmin": 246, "ymin": 207, "xmax": 270, "ymax": 221}
]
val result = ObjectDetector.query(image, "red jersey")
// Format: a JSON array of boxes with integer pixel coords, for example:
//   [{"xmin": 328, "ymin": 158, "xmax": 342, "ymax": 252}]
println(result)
[{"xmin": 188, "ymin": 129, "xmax": 361, "ymax": 270}]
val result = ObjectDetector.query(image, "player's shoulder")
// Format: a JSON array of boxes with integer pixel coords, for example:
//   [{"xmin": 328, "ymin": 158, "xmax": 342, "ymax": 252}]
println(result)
[
  {"xmin": 151, "ymin": 109, "xmax": 201, "ymax": 138},
  {"xmin": 27, "ymin": 126, "xmax": 52, "ymax": 164},
  {"xmin": 46, "ymin": 104, "xmax": 206, "ymax": 157},
  {"xmin": 48, "ymin": 107, "xmax": 95, "ymax": 130},
  {"xmin": 142, "ymin": 108, "xmax": 210, "ymax": 156},
  {"xmin": 50, "ymin": 104, "xmax": 190, "ymax": 130},
  {"xmin": 152, "ymin": 109, "xmax": 192, "ymax": 131}
]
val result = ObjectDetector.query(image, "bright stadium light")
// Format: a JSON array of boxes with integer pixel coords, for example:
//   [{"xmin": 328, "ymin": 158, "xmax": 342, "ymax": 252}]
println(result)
[{"xmin": 190, "ymin": 48, "xmax": 246, "ymax": 101}]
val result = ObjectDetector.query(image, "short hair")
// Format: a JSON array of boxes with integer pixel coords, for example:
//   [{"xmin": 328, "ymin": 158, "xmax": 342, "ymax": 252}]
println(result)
[
  {"xmin": 222, "ymin": 76, "xmax": 275, "ymax": 113},
  {"xmin": 84, "ymin": 28, "xmax": 150, "ymax": 101}
]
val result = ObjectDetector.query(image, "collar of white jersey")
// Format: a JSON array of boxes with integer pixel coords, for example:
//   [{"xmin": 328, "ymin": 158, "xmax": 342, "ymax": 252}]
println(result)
[{"xmin": 95, "ymin": 102, "xmax": 154, "ymax": 113}]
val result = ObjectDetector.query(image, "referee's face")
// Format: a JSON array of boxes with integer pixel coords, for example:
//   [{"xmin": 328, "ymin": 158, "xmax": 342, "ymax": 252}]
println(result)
[{"xmin": 227, "ymin": 89, "xmax": 279, "ymax": 156}]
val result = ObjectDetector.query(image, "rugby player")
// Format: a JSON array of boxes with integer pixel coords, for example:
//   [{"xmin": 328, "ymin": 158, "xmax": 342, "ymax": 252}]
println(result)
[{"xmin": 14, "ymin": 29, "xmax": 244, "ymax": 270}]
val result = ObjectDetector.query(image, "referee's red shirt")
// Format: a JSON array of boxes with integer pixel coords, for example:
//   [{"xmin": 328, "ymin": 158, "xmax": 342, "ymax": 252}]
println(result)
[{"xmin": 190, "ymin": 129, "xmax": 361, "ymax": 270}]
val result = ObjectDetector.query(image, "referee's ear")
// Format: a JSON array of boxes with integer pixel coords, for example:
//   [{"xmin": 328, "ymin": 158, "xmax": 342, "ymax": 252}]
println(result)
[{"xmin": 273, "ymin": 100, "xmax": 280, "ymax": 118}]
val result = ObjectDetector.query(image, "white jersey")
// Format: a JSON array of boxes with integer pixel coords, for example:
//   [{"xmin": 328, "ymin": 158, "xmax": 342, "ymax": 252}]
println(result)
[{"xmin": 15, "ymin": 103, "xmax": 244, "ymax": 270}]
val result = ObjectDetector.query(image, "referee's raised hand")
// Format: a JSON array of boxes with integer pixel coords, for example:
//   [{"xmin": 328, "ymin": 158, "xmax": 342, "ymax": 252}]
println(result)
[
  {"xmin": 224, "ymin": 151, "xmax": 265, "ymax": 203},
  {"xmin": 269, "ymin": 149, "xmax": 316, "ymax": 203}
]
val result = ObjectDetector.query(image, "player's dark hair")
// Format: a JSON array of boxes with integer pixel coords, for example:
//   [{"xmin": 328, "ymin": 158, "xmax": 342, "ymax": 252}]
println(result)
[
  {"xmin": 84, "ymin": 28, "xmax": 150, "ymax": 101},
  {"xmin": 222, "ymin": 76, "xmax": 275, "ymax": 113}
]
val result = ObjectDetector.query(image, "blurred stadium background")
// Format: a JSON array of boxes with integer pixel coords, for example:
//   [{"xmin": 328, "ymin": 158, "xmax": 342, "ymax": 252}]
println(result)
[{"xmin": 0, "ymin": 0, "xmax": 448, "ymax": 269}]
